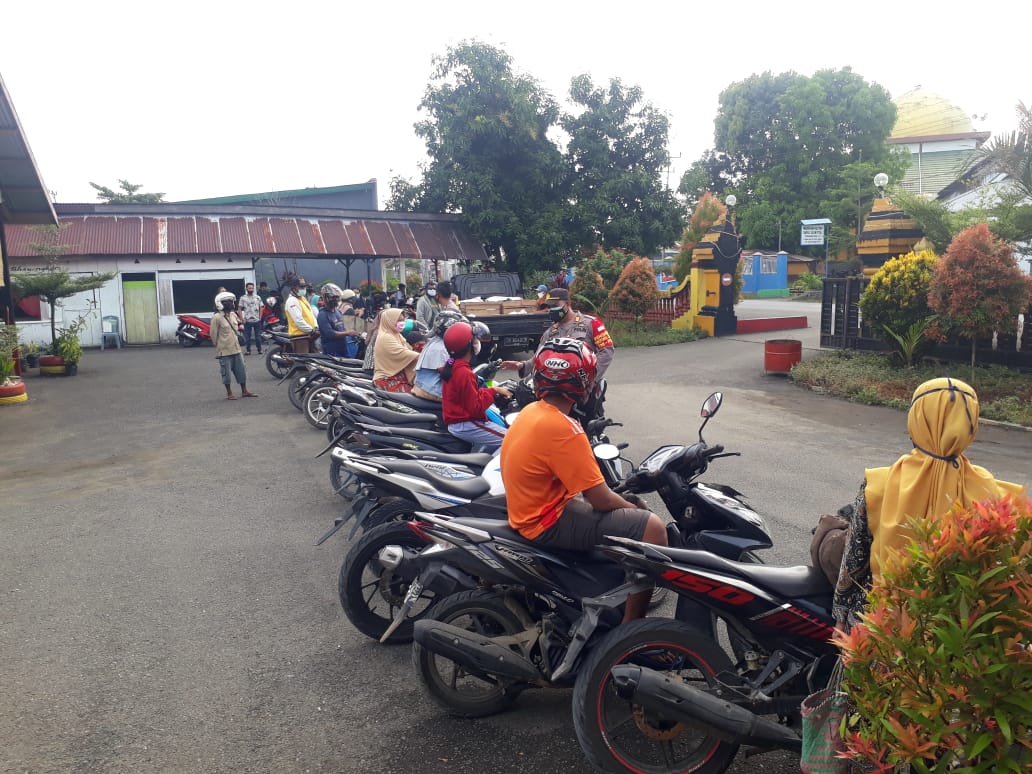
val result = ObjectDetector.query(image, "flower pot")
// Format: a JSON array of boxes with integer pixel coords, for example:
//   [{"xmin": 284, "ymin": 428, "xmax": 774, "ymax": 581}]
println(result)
[
  {"xmin": 25, "ymin": 354, "xmax": 40, "ymax": 368},
  {"xmin": 0, "ymin": 380, "xmax": 28, "ymax": 404},
  {"xmin": 39, "ymin": 354, "xmax": 66, "ymax": 376},
  {"xmin": 65, "ymin": 363, "xmax": 78, "ymax": 376}
]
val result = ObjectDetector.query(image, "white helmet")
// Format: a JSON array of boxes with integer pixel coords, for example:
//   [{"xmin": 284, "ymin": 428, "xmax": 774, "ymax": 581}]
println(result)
[
  {"xmin": 215, "ymin": 291, "xmax": 236, "ymax": 307},
  {"xmin": 321, "ymin": 282, "xmax": 344, "ymax": 300}
]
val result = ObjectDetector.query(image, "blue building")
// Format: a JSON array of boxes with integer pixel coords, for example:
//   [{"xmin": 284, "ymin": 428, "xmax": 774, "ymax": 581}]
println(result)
[{"xmin": 741, "ymin": 250, "xmax": 789, "ymax": 296}]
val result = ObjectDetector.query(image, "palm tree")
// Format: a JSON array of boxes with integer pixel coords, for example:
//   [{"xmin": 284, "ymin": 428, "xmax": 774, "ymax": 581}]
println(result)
[{"xmin": 964, "ymin": 102, "xmax": 1032, "ymax": 200}]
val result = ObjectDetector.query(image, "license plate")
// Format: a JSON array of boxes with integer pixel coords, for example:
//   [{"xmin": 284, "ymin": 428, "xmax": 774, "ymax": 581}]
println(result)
[
  {"xmin": 502, "ymin": 335, "xmax": 531, "ymax": 349},
  {"xmin": 403, "ymin": 578, "xmax": 423, "ymax": 604}
]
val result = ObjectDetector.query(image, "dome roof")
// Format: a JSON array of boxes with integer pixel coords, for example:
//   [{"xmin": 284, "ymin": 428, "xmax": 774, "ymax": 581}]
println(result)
[{"xmin": 891, "ymin": 88, "xmax": 975, "ymax": 138}]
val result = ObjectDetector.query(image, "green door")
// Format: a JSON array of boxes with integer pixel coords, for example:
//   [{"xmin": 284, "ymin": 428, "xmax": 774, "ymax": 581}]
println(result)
[{"xmin": 123, "ymin": 277, "xmax": 160, "ymax": 344}]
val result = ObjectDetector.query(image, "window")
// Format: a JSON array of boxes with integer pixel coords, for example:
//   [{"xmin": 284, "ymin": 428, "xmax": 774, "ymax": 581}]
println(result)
[
  {"xmin": 761, "ymin": 255, "xmax": 778, "ymax": 274},
  {"xmin": 740, "ymin": 255, "xmax": 754, "ymax": 275},
  {"xmin": 172, "ymin": 279, "xmax": 245, "ymax": 314}
]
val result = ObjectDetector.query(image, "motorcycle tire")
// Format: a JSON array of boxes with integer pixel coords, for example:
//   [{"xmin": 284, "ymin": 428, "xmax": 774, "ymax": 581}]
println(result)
[
  {"xmin": 572, "ymin": 618, "xmax": 738, "ymax": 774},
  {"xmin": 304, "ymin": 385, "xmax": 338, "ymax": 430},
  {"xmin": 339, "ymin": 521, "xmax": 439, "ymax": 644},
  {"xmin": 328, "ymin": 443, "xmax": 373, "ymax": 500},
  {"xmin": 360, "ymin": 498, "xmax": 418, "ymax": 531},
  {"xmin": 287, "ymin": 372, "xmax": 312, "ymax": 411},
  {"xmin": 178, "ymin": 335, "xmax": 196, "ymax": 348},
  {"xmin": 265, "ymin": 345, "xmax": 289, "ymax": 379},
  {"xmin": 646, "ymin": 586, "xmax": 670, "ymax": 611},
  {"xmin": 412, "ymin": 589, "xmax": 526, "ymax": 718}
]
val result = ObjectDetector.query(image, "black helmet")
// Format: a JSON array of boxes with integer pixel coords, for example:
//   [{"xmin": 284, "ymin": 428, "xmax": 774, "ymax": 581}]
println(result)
[{"xmin": 432, "ymin": 308, "xmax": 468, "ymax": 338}]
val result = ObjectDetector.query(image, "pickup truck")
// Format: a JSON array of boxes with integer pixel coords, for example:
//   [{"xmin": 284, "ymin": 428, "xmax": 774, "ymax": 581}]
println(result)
[{"xmin": 450, "ymin": 271, "xmax": 552, "ymax": 356}]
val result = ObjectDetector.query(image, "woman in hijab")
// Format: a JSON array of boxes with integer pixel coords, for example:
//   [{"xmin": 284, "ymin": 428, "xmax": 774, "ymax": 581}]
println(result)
[
  {"xmin": 834, "ymin": 377, "xmax": 1025, "ymax": 632},
  {"xmin": 372, "ymin": 307, "xmax": 420, "ymax": 392}
]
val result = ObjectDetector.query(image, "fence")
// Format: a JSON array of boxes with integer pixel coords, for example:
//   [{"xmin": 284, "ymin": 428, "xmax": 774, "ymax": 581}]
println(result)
[
  {"xmin": 603, "ymin": 284, "xmax": 692, "ymax": 323},
  {"xmin": 820, "ymin": 278, "xmax": 1032, "ymax": 370}
]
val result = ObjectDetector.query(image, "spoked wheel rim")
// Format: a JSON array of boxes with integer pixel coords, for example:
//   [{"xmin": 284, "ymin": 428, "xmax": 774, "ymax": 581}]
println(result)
[
  {"xmin": 595, "ymin": 641, "xmax": 725, "ymax": 773},
  {"xmin": 356, "ymin": 547, "xmax": 436, "ymax": 629},
  {"xmin": 306, "ymin": 387, "xmax": 337, "ymax": 428},
  {"xmin": 425, "ymin": 607, "xmax": 515, "ymax": 704}
]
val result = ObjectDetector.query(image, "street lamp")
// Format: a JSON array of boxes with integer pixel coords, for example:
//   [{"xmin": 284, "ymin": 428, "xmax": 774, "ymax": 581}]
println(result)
[
  {"xmin": 874, "ymin": 172, "xmax": 889, "ymax": 196},
  {"xmin": 725, "ymin": 194, "xmax": 737, "ymax": 208}
]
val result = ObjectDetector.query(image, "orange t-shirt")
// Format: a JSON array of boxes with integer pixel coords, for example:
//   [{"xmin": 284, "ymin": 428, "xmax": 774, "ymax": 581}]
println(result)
[{"xmin": 500, "ymin": 401, "xmax": 605, "ymax": 539}]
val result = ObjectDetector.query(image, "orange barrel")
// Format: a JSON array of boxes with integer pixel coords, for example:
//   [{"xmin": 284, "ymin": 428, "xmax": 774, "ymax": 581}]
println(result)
[{"xmin": 764, "ymin": 339, "xmax": 802, "ymax": 374}]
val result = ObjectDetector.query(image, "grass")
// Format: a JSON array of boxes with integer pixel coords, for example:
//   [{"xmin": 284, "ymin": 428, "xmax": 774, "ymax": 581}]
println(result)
[
  {"xmin": 790, "ymin": 350, "xmax": 1032, "ymax": 427},
  {"xmin": 606, "ymin": 319, "xmax": 706, "ymax": 347}
]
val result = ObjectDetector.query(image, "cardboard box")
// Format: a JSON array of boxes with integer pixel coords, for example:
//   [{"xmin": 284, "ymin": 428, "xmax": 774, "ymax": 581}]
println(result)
[
  {"xmin": 501, "ymin": 299, "xmax": 541, "ymax": 313},
  {"xmin": 459, "ymin": 301, "xmax": 503, "ymax": 316}
]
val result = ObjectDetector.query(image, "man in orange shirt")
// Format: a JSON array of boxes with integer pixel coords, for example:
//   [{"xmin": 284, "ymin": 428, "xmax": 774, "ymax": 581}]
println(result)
[{"xmin": 500, "ymin": 338, "xmax": 667, "ymax": 621}]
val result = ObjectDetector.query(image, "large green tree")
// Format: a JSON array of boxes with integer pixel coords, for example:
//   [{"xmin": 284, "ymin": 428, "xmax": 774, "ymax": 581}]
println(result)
[
  {"xmin": 89, "ymin": 179, "xmax": 165, "ymax": 203},
  {"xmin": 680, "ymin": 68, "xmax": 899, "ymax": 252},
  {"xmin": 560, "ymin": 75, "xmax": 682, "ymax": 257},
  {"xmin": 387, "ymin": 41, "xmax": 572, "ymax": 276}
]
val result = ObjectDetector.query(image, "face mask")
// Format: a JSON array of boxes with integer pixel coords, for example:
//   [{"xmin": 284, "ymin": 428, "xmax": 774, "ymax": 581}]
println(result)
[
  {"xmin": 473, "ymin": 340, "xmax": 481, "ymax": 356},
  {"xmin": 427, "ymin": 289, "xmax": 437, "ymax": 298},
  {"xmin": 326, "ymin": 299, "xmax": 339, "ymax": 308},
  {"xmin": 222, "ymin": 301, "xmax": 235, "ymax": 311},
  {"xmin": 548, "ymin": 306, "xmax": 567, "ymax": 323},
  {"xmin": 297, "ymin": 289, "xmax": 307, "ymax": 297}
]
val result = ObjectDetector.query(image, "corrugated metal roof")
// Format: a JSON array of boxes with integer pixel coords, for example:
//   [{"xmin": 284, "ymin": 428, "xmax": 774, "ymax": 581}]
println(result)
[
  {"xmin": 4, "ymin": 204, "xmax": 488, "ymax": 262},
  {"xmin": 0, "ymin": 72, "xmax": 57, "ymax": 225}
]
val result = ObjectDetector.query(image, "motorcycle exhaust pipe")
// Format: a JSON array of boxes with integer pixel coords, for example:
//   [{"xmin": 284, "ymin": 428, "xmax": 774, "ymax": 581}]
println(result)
[
  {"xmin": 179, "ymin": 328, "xmax": 199, "ymax": 340},
  {"xmin": 609, "ymin": 665, "xmax": 802, "ymax": 752},
  {"xmin": 413, "ymin": 620, "xmax": 540, "ymax": 682}
]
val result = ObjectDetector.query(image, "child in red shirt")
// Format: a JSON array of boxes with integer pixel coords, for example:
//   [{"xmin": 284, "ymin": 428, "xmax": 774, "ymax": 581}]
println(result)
[{"xmin": 440, "ymin": 322, "xmax": 511, "ymax": 454}]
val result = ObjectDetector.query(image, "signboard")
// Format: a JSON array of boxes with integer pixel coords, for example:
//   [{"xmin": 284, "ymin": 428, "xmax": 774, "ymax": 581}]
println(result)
[
  {"xmin": 800, "ymin": 224, "xmax": 826, "ymax": 246},
  {"xmin": 721, "ymin": 273, "xmax": 733, "ymax": 287}
]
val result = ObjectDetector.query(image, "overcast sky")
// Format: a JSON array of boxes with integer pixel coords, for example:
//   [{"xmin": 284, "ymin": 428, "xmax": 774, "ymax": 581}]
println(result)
[{"xmin": 3, "ymin": 0, "xmax": 1028, "ymax": 208}]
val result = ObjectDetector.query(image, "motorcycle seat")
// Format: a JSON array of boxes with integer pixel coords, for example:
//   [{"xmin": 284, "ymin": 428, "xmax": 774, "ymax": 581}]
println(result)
[
  {"xmin": 373, "ymin": 390, "xmax": 444, "ymax": 413},
  {"xmin": 375, "ymin": 449, "xmax": 494, "ymax": 468},
  {"xmin": 368, "ymin": 459, "xmax": 491, "ymax": 499},
  {"xmin": 653, "ymin": 545, "xmax": 832, "ymax": 597},
  {"xmin": 454, "ymin": 518, "xmax": 616, "ymax": 565},
  {"xmin": 352, "ymin": 405, "xmax": 440, "ymax": 427}
]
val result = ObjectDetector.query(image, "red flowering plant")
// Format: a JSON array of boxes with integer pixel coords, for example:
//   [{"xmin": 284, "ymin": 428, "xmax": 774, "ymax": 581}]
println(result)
[{"xmin": 835, "ymin": 495, "xmax": 1032, "ymax": 772}]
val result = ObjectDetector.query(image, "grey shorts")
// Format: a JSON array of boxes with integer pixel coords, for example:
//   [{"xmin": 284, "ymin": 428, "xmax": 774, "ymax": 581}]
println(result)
[{"xmin": 533, "ymin": 496, "xmax": 650, "ymax": 551}]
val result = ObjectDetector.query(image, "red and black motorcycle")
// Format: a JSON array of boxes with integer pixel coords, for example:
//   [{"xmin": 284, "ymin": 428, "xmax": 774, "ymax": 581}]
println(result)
[{"xmin": 175, "ymin": 313, "xmax": 212, "ymax": 347}]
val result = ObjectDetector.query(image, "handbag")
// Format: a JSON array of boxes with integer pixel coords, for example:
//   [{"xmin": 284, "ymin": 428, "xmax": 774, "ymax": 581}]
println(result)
[{"xmin": 800, "ymin": 657, "xmax": 850, "ymax": 774}]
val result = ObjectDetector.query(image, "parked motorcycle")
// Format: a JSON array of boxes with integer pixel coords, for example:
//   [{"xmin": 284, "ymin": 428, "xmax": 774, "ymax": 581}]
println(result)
[
  {"xmin": 176, "ymin": 313, "xmax": 212, "ymax": 347},
  {"xmin": 570, "ymin": 535, "xmax": 836, "ymax": 773}
]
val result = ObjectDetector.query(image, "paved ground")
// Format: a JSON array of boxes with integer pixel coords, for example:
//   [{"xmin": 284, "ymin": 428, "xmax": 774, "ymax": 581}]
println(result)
[{"xmin": 2, "ymin": 299, "xmax": 1029, "ymax": 773}]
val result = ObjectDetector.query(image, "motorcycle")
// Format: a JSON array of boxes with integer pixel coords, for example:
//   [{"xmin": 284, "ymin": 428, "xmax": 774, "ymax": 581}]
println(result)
[
  {"xmin": 569, "ymin": 534, "xmax": 837, "ymax": 774},
  {"xmin": 264, "ymin": 330, "xmax": 322, "ymax": 378},
  {"xmin": 176, "ymin": 313, "xmax": 212, "ymax": 347}
]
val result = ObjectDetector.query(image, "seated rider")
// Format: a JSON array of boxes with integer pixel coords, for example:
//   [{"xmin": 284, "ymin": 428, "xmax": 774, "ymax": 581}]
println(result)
[
  {"xmin": 440, "ymin": 321, "xmax": 512, "ymax": 455},
  {"xmin": 500, "ymin": 337, "xmax": 668, "ymax": 622}
]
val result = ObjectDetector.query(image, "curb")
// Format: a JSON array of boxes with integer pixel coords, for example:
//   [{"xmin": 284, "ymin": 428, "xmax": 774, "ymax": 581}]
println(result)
[{"xmin": 981, "ymin": 418, "xmax": 1032, "ymax": 433}]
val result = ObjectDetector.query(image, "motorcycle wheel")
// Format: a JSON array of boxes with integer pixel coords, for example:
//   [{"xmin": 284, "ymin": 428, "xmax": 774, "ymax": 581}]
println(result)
[
  {"xmin": 338, "ymin": 521, "xmax": 438, "ymax": 644},
  {"xmin": 178, "ymin": 335, "xmax": 195, "ymax": 348},
  {"xmin": 360, "ymin": 498, "xmax": 418, "ymax": 531},
  {"xmin": 304, "ymin": 385, "xmax": 338, "ymax": 430},
  {"xmin": 328, "ymin": 443, "xmax": 372, "ymax": 500},
  {"xmin": 265, "ymin": 345, "xmax": 289, "ymax": 379},
  {"xmin": 287, "ymin": 372, "xmax": 312, "ymax": 411},
  {"xmin": 572, "ymin": 618, "xmax": 738, "ymax": 774},
  {"xmin": 412, "ymin": 589, "xmax": 526, "ymax": 718}
]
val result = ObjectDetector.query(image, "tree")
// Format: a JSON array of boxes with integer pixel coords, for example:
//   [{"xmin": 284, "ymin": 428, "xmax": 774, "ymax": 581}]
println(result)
[
  {"xmin": 89, "ymin": 179, "xmax": 165, "ymax": 203},
  {"xmin": 673, "ymin": 193, "xmax": 725, "ymax": 282},
  {"xmin": 608, "ymin": 256, "xmax": 659, "ymax": 329},
  {"xmin": 579, "ymin": 247, "xmax": 632, "ymax": 288},
  {"xmin": 11, "ymin": 226, "xmax": 116, "ymax": 346},
  {"xmin": 927, "ymin": 223, "xmax": 1031, "ymax": 380},
  {"xmin": 569, "ymin": 267, "xmax": 607, "ymax": 314},
  {"xmin": 388, "ymin": 41, "xmax": 572, "ymax": 277},
  {"xmin": 680, "ymin": 68, "xmax": 898, "ymax": 252},
  {"xmin": 560, "ymin": 75, "xmax": 683, "ymax": 256},
  {"xmin": 859, "ymin": 249, "xmax": 939, "ymax": 366}
]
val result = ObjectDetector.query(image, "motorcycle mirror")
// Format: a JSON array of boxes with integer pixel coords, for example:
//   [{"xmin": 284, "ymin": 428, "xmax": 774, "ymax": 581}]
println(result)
[
  {"xmin": 593, "ymin": 443, "xmax": 620, "ymax": 461},
  {"xmin": 700, "ymin": 392, "xmax": 722, "ymax": 418},
  {"xmin": 698, "ymin": 391, "xmax": 722, "ymax": 441}
]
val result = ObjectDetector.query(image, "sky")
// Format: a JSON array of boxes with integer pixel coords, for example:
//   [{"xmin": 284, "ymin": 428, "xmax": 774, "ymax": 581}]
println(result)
[{"xmin": 2, "ymin": 0, "xmax": 1028, "ymax": 209}]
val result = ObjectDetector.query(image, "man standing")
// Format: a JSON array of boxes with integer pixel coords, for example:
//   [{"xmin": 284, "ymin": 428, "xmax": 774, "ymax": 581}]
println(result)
[
  {"xmin": 210, "ymin": 291, "xmax": 257, "ymax": 400},
  {"xmin": 237, "ymin": 282, "xmax": 263, "ymax": 355},
  {"xmin": 391, "ymin": 283, "xmax": 407, "ymax": 308},
  {"xmin": 508, "ymin": 287, "xmax": 615, "ymax": 380},
  {"xmin": 283, "ymin": 277, "xmax": 317, "ymax": 354},
  {"xmin": 415, "ymin": 281, "xmax": 439, "ymax": 329}
]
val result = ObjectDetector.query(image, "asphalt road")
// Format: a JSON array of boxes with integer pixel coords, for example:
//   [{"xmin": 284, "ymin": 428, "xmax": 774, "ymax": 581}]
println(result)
[{"xmin": 2, "ymin": 300, "xmax": 1029, "ymax": 773}]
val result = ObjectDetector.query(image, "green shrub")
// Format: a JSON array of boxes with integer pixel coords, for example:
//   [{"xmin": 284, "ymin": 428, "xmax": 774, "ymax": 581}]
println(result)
[
  {"xmin": 792, "ymin": 273, "xmax": 823, "ymax": 291},
  {"xmin": 570, "ymin": 268, "xmax": 608, "ymax": 314},
  {"xmin": 837, "ymin": 496, "xmax": 1032, "ymax": 772},
  {"xmin": 859, "ymin": 249, "xmax": 939, "ymax": 343},
  {"xmin": 608, "ymin": 257, "xmax": 660, "ymax": 323},
  {"xmin": 605, "ymin": 319, "xmax": 705, "ymax": 347}
]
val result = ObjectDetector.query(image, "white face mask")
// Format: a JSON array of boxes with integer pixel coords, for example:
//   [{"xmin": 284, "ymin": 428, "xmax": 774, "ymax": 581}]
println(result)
[
  {"xmin": 473, "ymin": 339, "xmax": 481, "ymax": 356},
  {"xmin": 427, "ymin": 289, "xmax": 437, "ymax": 298}
]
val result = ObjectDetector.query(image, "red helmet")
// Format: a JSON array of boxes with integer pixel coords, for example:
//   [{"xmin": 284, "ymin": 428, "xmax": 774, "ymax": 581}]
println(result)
[
  {"xmin": 533, "ymin": 337, "xmax": 597, "ymax": 401},
  {"xmin": 443, "ymin": 321, "xmax": 475, "ymax": 356}
]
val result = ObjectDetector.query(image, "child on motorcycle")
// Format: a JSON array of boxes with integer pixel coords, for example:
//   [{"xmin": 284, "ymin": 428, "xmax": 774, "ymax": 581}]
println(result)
[{"xmin": 440, "ymin": 321, "xmax": 511, "ymax": 454}]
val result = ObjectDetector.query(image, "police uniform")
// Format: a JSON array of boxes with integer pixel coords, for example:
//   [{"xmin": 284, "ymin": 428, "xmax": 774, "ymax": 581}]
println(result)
[{"xmin": 519, "ymin": 289, "xmax": 615, "ymax": 380}]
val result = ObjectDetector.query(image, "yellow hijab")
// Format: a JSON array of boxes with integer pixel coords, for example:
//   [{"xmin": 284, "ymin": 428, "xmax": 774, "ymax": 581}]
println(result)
[
  {"xmin": 372, "ymin": 308, "xmax": 419, "ymax": 382},
  {"xmin": 865, "ymin": 377, "xmax": 1025, "ymax": 580}
]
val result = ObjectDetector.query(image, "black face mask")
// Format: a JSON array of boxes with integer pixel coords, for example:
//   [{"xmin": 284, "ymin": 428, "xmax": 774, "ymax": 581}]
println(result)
[
  {"xmin": 222, "ymin": 301, "xmax": 235, "ymax": 311},
  {"xmin": 548, "ymin": 306, "xmax": 567, "ymax": 323}
]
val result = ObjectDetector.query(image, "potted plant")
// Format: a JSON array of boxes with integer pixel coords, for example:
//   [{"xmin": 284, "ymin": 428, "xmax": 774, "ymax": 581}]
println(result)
[
  {"xmin": 50, "ymin": 314, "xmax": 88, "ymax": 376},
  {"xmin": 0, "ymin": 323, "xmax": 28, "ymax": 404},
  {"xmin": 20, "ymin": 341, "xmax": 41, "ymax": 368},
  {"xmin": 836, "ymin": 495, "xmax": 1032, "ymax": 772}
]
